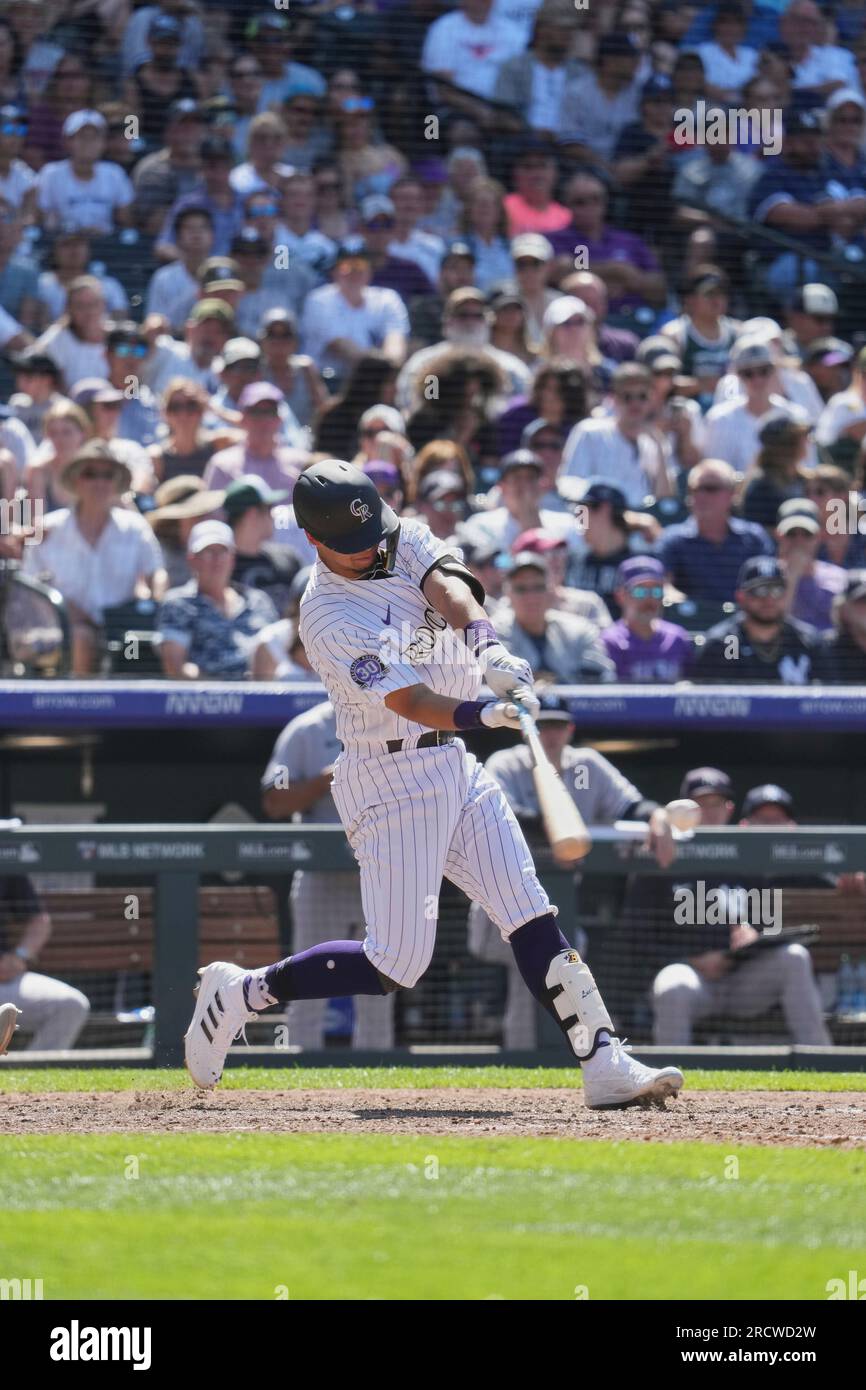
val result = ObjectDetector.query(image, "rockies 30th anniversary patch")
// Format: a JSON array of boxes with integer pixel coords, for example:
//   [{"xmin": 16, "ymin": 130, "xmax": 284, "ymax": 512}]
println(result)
[{"xmin": 350, "ymin": 653, "xmax": 388, "ymax": 688}]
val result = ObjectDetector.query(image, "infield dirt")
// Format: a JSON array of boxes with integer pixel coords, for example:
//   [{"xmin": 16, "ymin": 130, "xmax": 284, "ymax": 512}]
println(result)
[{"xmin": 2, "ymin": 1088, "xmax": 865, "ymax": 1147}]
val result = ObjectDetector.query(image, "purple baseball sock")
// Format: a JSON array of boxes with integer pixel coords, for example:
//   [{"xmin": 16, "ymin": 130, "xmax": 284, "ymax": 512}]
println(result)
[
  {"xmin": 509, "ymin": 913, "xmax": 611, "ymax": 1056},
  {"xmin": 246, "ymin": 940, "xmax": 388, "ymax": 1008}
]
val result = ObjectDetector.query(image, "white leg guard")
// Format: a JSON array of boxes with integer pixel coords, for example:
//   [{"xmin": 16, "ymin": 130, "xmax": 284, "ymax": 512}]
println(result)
[{"xmin": 545, "ymin": 949, "xmax": 614, "ymax": 1060}]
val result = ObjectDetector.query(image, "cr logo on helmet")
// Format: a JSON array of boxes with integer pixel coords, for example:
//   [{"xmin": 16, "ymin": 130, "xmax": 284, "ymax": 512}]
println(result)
[{"xmin": 350, "ymin": 497, "xmax": 373, "ymax": 522}]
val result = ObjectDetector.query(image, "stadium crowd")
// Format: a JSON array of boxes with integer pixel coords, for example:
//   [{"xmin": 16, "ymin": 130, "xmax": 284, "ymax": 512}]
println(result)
[{"xmin": 2, "ymin": 0, "xmax": 866, "ymax": 682}]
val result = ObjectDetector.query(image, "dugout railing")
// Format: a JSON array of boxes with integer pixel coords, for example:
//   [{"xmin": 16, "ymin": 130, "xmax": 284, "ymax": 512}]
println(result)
[{"xmin": 0, "ymin": 822, "xmax": 864, "ymax": 1071}]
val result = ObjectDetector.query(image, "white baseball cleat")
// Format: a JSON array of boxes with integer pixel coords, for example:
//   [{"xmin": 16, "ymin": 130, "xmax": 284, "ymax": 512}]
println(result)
[
  {"xmin": 0, "ymin": 1003, "xmax": 21, "ymax": 1056},
  {"xmin": 184, "ymin": 961, "xmax": 258, "ymax": 1089},
  {"xmin": 582, "ymin": 1037, "xmax": 684, "ymax": 1110}
]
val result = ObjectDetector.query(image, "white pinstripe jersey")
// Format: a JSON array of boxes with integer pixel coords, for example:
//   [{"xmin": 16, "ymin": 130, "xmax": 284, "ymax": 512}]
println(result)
[{"xmin": 298, "ymin": 518, "xmax": 482, "ymax": 753}]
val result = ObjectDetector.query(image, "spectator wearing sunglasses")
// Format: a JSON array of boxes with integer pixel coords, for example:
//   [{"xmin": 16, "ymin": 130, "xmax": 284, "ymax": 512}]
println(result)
[
  {"xmin": 259, "ymin": 307, "xmax": 327, "ymax": 432},
  {"xmin": 493, "ymin": 551, "xmax": 615, "ymax": 684},
  {"xmin": 157, "ymin": 136, "xmax": 244, "ymax": 260},
  {"xmin": 704, "ymin": 338, "xmax": 814, "ymax": 476},
  {"xmin": 739, "ymin": 414, "xmax": 813, "ymax": 529},
  {"xmin": 361, "ymin": 195, "xmax": 436, "ymax": 303},
  {"xmin": 0, "ymin": 103, "xmax": 35, "ymax": 217},
  {"xmin": 409, "ymin": 469, "xmax": 467, "ymax": 542},
  {"xmin": 692, "ymin": 555, "xmax": 830, "ymax": 684},
  {"xmin": 204, "ymin": 383, "xmax": 307, "ymax": 495},
  {"xmin": 70, "ymin": 377, "xmax": 156, "ymax": 495},
  {"xmin": 775, "ymin": 499, "xmax": 847, "ymax": 633},
  {"xmin": 507, "ymin": 526, "xmax": 612, "ymax": 630},
  {"xmin": 280, "ymin": 90, "xmax": 330, "ymax": 173},
  {"xmin": 655, "ymin": 459, "xmax": 773, "ymax": 604},
  {"xmin": 601, "ymin": 556, "xmax": 692, "ymax": 682},
  {"xmin": 561, "ymin": 363, "xmax": 676, "ymax": 506}
]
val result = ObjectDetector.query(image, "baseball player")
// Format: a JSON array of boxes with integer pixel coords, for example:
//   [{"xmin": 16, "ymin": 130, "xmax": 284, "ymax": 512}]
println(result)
[
  {"xmin": 262, "ymin": 698, "xmax": 395, "ymax": 1049},
  {"xmin": 185, "ymin": 459, "xmax": 684, "ymax": 1108},
  {"xmin": 468, "ymin": 698, "xmax": 677, "ymax": 1048}
]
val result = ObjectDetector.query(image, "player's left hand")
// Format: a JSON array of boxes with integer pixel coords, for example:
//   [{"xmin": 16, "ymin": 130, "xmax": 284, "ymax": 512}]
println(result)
[
  {"xmin": 485, "ymin": 651, "xmax": 534, "ymax": 698},
  {"xmin": 508, "ymin": 684, "xmax": 540, "ymax": 720}
]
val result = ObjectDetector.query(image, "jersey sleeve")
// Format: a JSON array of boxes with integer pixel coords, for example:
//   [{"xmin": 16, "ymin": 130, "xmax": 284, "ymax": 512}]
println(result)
[
  {"xmin": 261, "ymin": 717, "xmax": 312, "ymax": 792},
  {"xmin": 399, "ymin": 519, "xmax": 460, "ymax": 587},
  {"xmin": 303, "ymin": 618, "xmax": 424, "ymax": 705},
  {"xmin": 579, "ymin": 749, "xmax": 642, "ymax": 822}
]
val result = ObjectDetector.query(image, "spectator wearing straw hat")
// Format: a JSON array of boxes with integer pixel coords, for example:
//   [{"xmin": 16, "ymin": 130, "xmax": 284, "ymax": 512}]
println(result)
[
  {"xmin": 147, "ymin": 474, "xmax": 226, "ymax": 588},
  {"xmin": 21, "ymin": 440, "xmax": 167, "ymax": 674}
]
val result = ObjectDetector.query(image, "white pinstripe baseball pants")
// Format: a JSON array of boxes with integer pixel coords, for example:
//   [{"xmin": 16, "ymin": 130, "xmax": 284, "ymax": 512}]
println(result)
[{"xmin": 332, "ymin": 742, "xmax": 553, "ymax": 988}]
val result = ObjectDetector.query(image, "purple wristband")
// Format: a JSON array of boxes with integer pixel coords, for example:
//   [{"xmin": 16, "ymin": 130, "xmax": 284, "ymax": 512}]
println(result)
[
  {"xmin": 464, "ymin": 619, "xmax": 500, "ymax": 658},
  {"xmin": 453, "ymin": 700, "xmax": 491, "ymax": 730}
]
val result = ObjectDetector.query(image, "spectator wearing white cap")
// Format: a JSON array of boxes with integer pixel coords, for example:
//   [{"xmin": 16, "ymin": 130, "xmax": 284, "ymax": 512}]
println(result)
[
  {"xmin": 712, "ymin": 316, "xmax": 825, "ymax": 421},
  {"xmin": 782, "ymin": 283, "xmax": 840, "ymax": 361},
  {"xmin": 510, "ymin": 232, "xmax": 558, "ymax": 348},
  {"xmin": 35, "ymin": 111, "xmax": 134, "ymax": 235},
  {"xmin": 157, "ymin": 518, "xmax": 278, "ymax": 680},
  {"xmin": 824, "ymin": 87, "xmax": 866, "ymax": 182},
  {"xmin": 704, "ymin": 338, "xmax": 814, "ymax": 474}
]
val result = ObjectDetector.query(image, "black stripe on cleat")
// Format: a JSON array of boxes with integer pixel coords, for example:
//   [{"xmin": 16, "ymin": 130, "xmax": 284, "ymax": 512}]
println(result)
[{"xmin": 200, "ymin": 1019, "xmax": 213, "ymax": 1044}]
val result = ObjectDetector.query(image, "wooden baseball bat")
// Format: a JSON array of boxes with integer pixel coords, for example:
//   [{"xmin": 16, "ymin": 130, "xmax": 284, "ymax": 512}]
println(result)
[{"xmin": 512, "ymin": 698, "xmax": 592, "ymax": 864}]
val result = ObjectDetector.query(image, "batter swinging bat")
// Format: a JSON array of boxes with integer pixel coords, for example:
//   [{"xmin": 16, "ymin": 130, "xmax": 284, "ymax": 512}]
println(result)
[{"xmin": 512, "ymin": 698, "xmax": 591, "ymax": 864}]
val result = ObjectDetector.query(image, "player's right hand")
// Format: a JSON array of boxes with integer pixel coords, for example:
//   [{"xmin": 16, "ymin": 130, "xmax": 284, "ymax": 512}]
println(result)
[
  {"xmin": 479, "ymin": 700, "xmax": 523, "ymax": 731},
  {"xmin": 485, "ymin": 651, "xmax": 534, "ymax": 698}
]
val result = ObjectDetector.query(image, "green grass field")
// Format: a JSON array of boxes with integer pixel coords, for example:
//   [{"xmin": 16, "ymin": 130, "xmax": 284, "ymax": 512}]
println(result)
[{"xmin": 1, "ymin": 1069, "xmax": 864, "ymax": 1300}]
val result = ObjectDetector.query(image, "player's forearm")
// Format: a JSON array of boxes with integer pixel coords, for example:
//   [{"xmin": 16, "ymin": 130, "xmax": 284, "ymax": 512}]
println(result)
[{"xmin": 384, "ymin": 684, "xmax": 476, "ymax": 731}]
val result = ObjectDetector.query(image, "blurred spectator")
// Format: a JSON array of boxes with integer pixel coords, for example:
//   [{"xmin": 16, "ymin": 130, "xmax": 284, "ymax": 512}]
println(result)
[
  {"xmin": 602, "ymin": 556, "xmax": 692, "ymax": 682},
  {"xmin": 145, "ymin": 205, "xmax": 213, "ymax": 330},
  {"xmin": 140, "ymin": 298, "xmax": 234, "ymax": 398},
  {"xmin": 121, "ymin": 3, "xmax": 204, "ymax": 79},
  {"xmin": 712, "ymin": 317, "xmax": 824, "ymax": 423},
  {"xmin": 0, "ymin": 194, "xmax": 37, "ymax": 329},
  {"xmin": 460, "ymin": 448, "xmax": 576, "ymax": 553},
  {"xmin": 32, "ymin": 274, "xmax": 110, "ymax": 388},
  {"xmin": 495, "ymin": 358, "xmax": 587, "ymax": 457},
  {"xmin": 312, "ymin": 158, "xmax": 351, "ymax": 244},
  {"xmin": 334, "ymin": 96, "xmax": 406, "ymax": 206},
  {"xmin": 209, "ymin": 334, "xmax": 261, "ymax": 413},
  {"xmin": 692, "ymin": 5, "xmax": 759, "ymax": 100},
  {"xmin": 223, "ymin": 474, "xmax": 301, "ymax": 615},
  {"xmin": 692, "ymin": 555, "xmax": 830, "ymax": 683},
  {"xmin": 566, "ymin": 479, "xmax": 636, "ymax": 619},
  {"xmin": 816, "ymin": 344, "xmax": 866, "ymax": 454},
  {"xmin": 611, "ymin": 75, "xmax": 679, "ymax": 249},
  {"xmin": 205, "ymin": 384, "xmax": 306, "ymax": 494},
  {"xmin": 243, "ymin": 10, "xmax": 325, "ymax": 111},
  {"xmin": 24, "ymin": 52, "xmax": 95, "ymax": 169},
  {"xmin": 104, "ymin": 323, "xmax": 160, "ymax": 448},
  {"xmin": 547, "ymin": 169, "xmax": 667, "ymax": 316},
  {"xmin": 36, "ymin": 109, "xmax": 133, "ymax": 235},
  {"xmin": 493, "ymin": 3, "xmax": 580, "ymax": 136},
  {"xmin": 559, "ymin": 33, "xmax": 643, "ymax": 170},
  {"xmin": 7, "ymin": 350, "xmax": 64, "ymax": 444},
  {"xmin": 493, "ymin": 550, "xmax": 614, "ymax": 682},
  {"xmin": 397, "ymin": 286, "xmax": 530, "ymax": 413},
  {"xmin": 147, "ymin": 474, "xmax": 226, "ymax": 589},
  {"xmin": 148, "ymin": 378, "xmax": 237, "ymax": 485},
  {"xmin": 386, "ymin": 176, "xmax": 444, "ymax": 283},
  {"xmin": 519, "ymin": 417, "xmax": 568, "ymax": 511},
  {"xmin": 801, "ymin": 337, "xmax": 853, "ymax": 406},
  {"xmin": 0, "ymin": 875, "xmax": 90, "ymax": 1051},
  {"xmin": 783, "ymin": 283, "xmax": 839, "ymax": 361},
  {"xmin": 362, "ymin": 195, "xmax": 436, "ymax": 302},
  {"xmin": 0, "ymin": 102, "xmax": 36, "ymax": 217},
  {"xmin": 157, "ymin": 135, "xmax": 243, "ymax": 259},
  {"xmin": 22, "ymin": 440, "xmax": 166, "ymax": 675},
  {"xmin": 422, "ymin": 0, "xmax": 524, "ymax": 101},
  {"xmin": 461, "ymin": 177, "xmax": 514, "ymax": 289},
  {"xmin": 508, "ymin": 527, "xmax": 611, "ymax": 629},
  {"xmin": 656, "ymin": 459, "xmax": 774, "ymax": 603},
  {"xmin": 740, "ymin": 414, "xmax": 812, "ymax": 528},
  {"xmin": 779, "ymin": 0, "xmax": 859, "ymax": 95},
  {"xmin": 502, "ymin": 140, "xmax": 570, "ymax": 238},
  {"xmin": 488, "ymin": 285, "xmax": 536, "ymax": 368},
  {"xmin": 280, "ymin": 93, "xmax": 330, "ymax": 175},
  {"xmin": 259, "ymin": 307, "xmax": 328, "ymax": 431},
  {"xmin": 130, "ymin": 97, "xmax": 203, "ymax": 222},
  {"xmin": 825, "ymin": 569, "xmax": 866, "ymax": 682},
  {"xmin": 561, "ymin": 363, "xmax": 675, "ymax": 505},
  {"xmin": 301, "ymin": 238, "xmax": 409, "ymax": 386},
  {"xmin": 23, "ymin": 399, "xmax": 90, "ymax": 512},
  {"xmin": 231, "ymin": 112, "xmax": 294, "ymax": 201},
  {"xmin": 705, "ymin": 339, "xmax": 813, "ymax": 476},
  {"xmin": 409, "ymin": 237, "xmax": 477, "ymax": 346},
  {"xmin": 562, "ymin": 270, "xmax": 639, "ymax": 363},
  {"xmin": 278, "ymin": 174, "xmax": 336, "ymax": 281},
  {"xmin": 637, "ymin": 338, "xmax": 705, "ymax": 475},
  {"xmin": 231, "ymin": 226, "xmax": 316, "ymax": 337},
  {"xmin": 314, "ymin": 351, "xmax": 398, "ymax": 458},
  {"xmin": 823, "ymin": 87, "xmax": 866, "ymax": 182},
  {"xmin": 70, "ymin": 377, "xmax": 155, "ymax": 495},
  {"xmin": 409, "ymin": 469, "xmax": 468, "ymax": 542},
  {"xmin": 409, "ymin": 438, "xmax": 474, "ymax": 505},
  {"xmin": 776, "ymin": 500, "xmax": 847, "ymax": 633},
  {"xmin": 671, "ymin": 121, "xmax": 763, "ymax": 232},
  {"xmin": 35, "ymin": 226, "xmax": 127, "ymax": 326},
  {"xmin": 660, "ymin": 267, "xmax": 740, "ymax": 406},
  {"xmin": 805, "ymin": 465, "xmax": 866, "ymax": 569},
  {"xmin": 509, "ymin": 232, "xmax": 557, "ymax": 346},
  {"xmin": 158, "ymin": 518, "xmax": 278, "ymax": 680}
]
